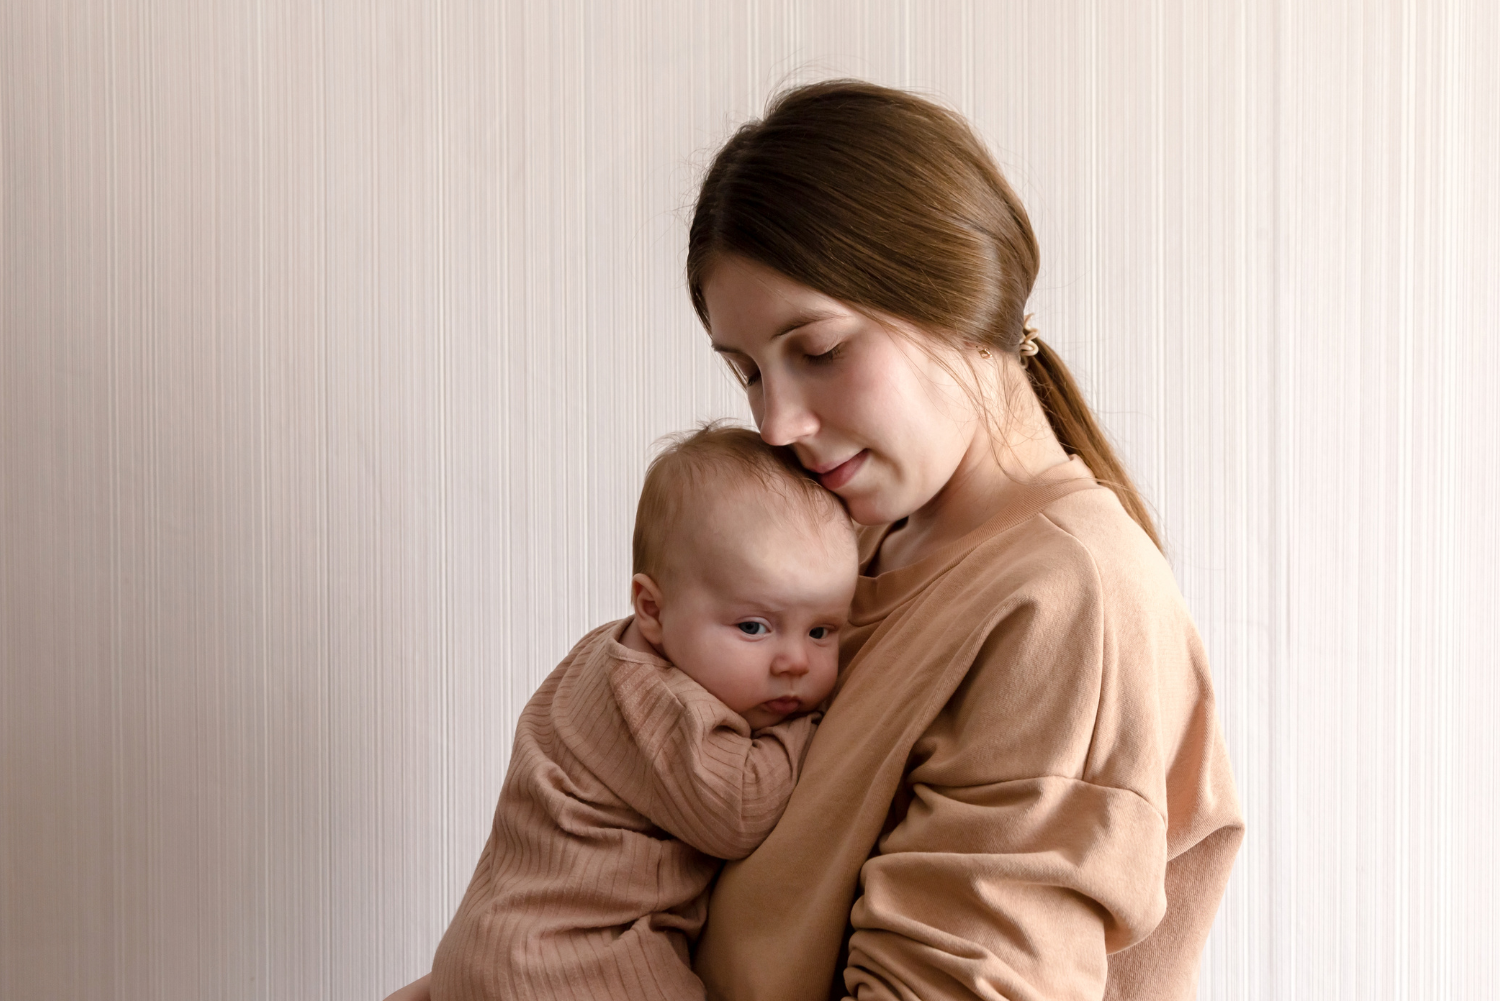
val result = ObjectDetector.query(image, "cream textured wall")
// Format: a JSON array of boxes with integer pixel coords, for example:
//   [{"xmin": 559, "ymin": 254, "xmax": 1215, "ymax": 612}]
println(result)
[{"xmin": 2, "ymin": 2, "xmax": 1496, "ymax": 999}]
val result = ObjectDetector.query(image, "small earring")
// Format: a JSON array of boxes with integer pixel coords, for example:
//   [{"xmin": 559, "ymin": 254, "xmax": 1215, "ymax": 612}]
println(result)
[{"xmin": 977, "ymin": 346, "xmax": 991, "ymax": 358}]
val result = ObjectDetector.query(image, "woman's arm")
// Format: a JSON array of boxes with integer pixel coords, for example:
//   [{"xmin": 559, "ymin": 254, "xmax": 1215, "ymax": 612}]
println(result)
[
  {"xmin": 835, "ymin": 529, "xmax": 1240, "ymax": 1000},
  {"xmin": 837, "ymin": 597, "xmax": 1171, "ymax": 1001},
  {"xmin": 844, "ymin": 779, "xmax": 1166, "ymax": 1000},
  {"xmin": 381, "ymin": 973, "xmax": 430, "ymax": 1001}
]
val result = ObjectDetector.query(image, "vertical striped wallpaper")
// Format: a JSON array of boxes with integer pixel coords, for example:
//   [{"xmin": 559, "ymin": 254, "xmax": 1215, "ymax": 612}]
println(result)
[{"xmin": 2, "ymin": 2, "xmax": 1494, "ymax": 999}]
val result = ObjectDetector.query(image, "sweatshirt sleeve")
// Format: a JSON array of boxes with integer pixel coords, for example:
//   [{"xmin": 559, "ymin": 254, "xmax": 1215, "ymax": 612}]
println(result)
[
  {"xmin": 604, "ymin": 655, "xmax": 817, "ymax": 861},
  {"xmin": 840, "ymin": 550, "xmax": 1174, "ymax": 1001}
]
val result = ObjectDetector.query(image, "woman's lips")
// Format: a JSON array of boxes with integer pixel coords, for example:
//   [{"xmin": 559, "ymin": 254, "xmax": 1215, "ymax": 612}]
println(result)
[
  {"xmin": 815, "ymin": 450, "xmax": 868, "ymax": 491},
  {"xmin": 762, "ymin": 696, "xmax": 801, "ymax": 715}
]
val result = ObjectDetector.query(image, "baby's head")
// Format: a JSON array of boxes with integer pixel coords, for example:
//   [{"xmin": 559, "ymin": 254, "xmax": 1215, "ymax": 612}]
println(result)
[{"xmin": 630, "ymin": 424, "xmax": 858, "ymax": 729}]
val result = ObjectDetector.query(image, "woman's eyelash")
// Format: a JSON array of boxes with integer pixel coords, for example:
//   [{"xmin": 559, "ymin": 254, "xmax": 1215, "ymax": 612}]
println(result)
[
  {"xmin": 728, "ymin": 359, "xmax": 760, "ymax": 384},
  {"xmin": 806, "ymin": 344, "xmax": 843, "ymax": 363}
]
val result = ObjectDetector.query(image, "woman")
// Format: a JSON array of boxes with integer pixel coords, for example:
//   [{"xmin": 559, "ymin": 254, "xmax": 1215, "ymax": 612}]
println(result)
[
  {"xmin": 683, "ymin": 81, "xmax": 1240, "ymax": 1001},
  {"xmin": 392, "ymin": 79, "xmax": 1241, "ymax": 1001}
]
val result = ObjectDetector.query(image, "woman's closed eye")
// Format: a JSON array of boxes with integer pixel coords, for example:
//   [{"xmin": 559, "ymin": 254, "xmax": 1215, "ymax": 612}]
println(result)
[
  {"xmin": 804, "ymin": 343, "xmax": 843, "ymax": 364},
  {"xmin": 730, "ymin": 358, "xmax": 761, "ymax": 385}
]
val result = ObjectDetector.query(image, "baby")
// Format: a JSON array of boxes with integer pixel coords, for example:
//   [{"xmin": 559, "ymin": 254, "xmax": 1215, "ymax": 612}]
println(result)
[{"xmin": 430, "ymin": 424, "xmax": 858, "ymax": 1001}]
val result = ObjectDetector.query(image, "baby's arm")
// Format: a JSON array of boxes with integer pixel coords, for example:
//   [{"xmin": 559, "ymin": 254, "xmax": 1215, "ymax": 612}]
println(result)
[{"xmin": 605, "ymin": 655, "xmax": 816, "ymax": 860}]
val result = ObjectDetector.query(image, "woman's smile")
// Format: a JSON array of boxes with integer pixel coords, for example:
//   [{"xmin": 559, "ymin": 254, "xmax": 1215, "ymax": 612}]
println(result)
[{"xmin": 811, "ymin": 449, "xmax": 868, "ymax": 490}]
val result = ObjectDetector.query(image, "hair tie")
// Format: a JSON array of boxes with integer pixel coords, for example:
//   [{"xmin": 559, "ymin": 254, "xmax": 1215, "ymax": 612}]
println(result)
[{"xmin": 1018, "ymin": 314, "xmax": 1041, "ymax": 365}]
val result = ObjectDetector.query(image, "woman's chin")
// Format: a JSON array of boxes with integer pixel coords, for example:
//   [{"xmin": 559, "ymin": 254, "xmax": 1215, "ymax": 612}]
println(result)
[{"xmin": 841, "ymin": 490, "xmax": 907, "ymax": 528}]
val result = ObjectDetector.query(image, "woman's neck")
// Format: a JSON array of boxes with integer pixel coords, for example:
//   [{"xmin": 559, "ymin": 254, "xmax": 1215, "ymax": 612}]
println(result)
[{"xmin": 874, "ymin": 366, "xmax": 1075, "ymax": 574}]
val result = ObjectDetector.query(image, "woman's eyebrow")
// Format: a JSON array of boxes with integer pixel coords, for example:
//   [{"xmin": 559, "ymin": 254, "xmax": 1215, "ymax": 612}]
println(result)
[
  {"xmin": 710, "ymin": 311, "xmax": 842, "ymax": 352},
  {"xmin": 772, "ymin": 310, "xmax": 841, "ymax": 339}
]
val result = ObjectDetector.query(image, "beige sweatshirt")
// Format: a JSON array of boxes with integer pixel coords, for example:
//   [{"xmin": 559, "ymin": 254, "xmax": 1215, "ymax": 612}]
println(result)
[
  {"xmin": 694, "ymin": 468, "xmax": 1244, "ymax": 1001},
  {"xmin": 431, "ymin": 620, "xmax": 816, "ymax": 1001}
]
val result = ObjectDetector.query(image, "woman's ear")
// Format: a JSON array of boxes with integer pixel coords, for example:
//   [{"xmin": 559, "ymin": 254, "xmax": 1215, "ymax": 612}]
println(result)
[{"xmin": 631, "ymin": 573, "xmax": 667, "ymax": 647}]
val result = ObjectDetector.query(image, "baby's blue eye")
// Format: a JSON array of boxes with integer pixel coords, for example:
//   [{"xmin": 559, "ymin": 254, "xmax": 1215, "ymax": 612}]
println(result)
[
  {"xmin": 738, "ymin": 621, "xmax": 768, "ymax": 636},
  {"xmin": 809, "ymin": 626, "xmax": 829, "ymax": 640}
]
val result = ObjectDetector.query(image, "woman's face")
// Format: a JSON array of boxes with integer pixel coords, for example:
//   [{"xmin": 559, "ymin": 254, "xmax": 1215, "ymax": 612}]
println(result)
[{"xmin": 701, "ymin": 254, "xmax": 986, "ymax": 526}]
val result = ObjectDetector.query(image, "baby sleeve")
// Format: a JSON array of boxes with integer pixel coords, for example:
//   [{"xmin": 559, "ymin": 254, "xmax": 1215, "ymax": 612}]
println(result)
[{"xmin": 601, "ymin": 654, "xmax": 817, "ymax": 861}]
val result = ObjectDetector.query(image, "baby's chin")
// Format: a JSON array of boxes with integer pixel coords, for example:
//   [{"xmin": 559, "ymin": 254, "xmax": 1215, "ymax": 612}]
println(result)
[{"xmin": 740, "ymin": 706, "xmax": 794, "ymax": 731}]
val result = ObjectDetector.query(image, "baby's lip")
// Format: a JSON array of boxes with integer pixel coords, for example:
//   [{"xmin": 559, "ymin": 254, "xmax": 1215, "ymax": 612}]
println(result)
[{"xmin": 761, "ymin": 696, "xmax": 801, "ymax": 715}]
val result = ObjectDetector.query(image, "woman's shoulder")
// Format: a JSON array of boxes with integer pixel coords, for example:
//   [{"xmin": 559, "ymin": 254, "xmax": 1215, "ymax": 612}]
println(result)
[
  {"xmin": 947, "ymin": 483, "xmax": 1211, "ymax": 723},
  {"xmin": 851, "ymin": 480, "xmax": 1194, "ymax": 656},
  {"xmin": 980, "ymin": 482, "xmax": 1190, "ymax": 627}
]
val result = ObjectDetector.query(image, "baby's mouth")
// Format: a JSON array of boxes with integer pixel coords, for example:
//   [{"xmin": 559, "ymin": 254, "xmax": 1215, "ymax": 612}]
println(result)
[{"xmin": 762, "ymin": 696, "xmax": 801, "ymax": 715}]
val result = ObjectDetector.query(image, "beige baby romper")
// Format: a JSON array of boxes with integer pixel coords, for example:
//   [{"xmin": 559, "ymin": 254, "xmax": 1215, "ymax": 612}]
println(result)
[{"xmin": 432, "ymin": 618, "xmax": 815, "ymax": 1001}]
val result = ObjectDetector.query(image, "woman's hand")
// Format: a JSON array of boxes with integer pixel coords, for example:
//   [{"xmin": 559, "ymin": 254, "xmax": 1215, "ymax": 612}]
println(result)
[{"xmin": 381, "ymin": 972, "xmax": 431, "ymax": 1001}]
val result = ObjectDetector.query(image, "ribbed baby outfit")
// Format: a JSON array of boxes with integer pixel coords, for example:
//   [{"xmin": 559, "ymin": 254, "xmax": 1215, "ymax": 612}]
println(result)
[
  {"xmin": 431, "ymin": 619, "xmax": 815, "ymax": 1001},
  {"xmin": 694, "ymin": 464, "xmax": 1244, "ymax": 1001}
]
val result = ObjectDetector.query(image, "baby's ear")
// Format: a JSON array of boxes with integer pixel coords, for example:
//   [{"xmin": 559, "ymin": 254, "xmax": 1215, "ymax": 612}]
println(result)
[{"xmin": 631, "ymin": 573, "xmax": 667, "ymax": 645}]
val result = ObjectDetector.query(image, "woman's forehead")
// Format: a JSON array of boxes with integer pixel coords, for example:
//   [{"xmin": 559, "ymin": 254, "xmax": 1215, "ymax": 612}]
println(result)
[{"xmin": 703, "ymin": 257, "xmax": 848, "ymax": 341}]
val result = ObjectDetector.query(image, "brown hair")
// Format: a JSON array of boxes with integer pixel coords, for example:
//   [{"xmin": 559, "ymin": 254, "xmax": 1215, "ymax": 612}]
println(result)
[
  {"xmin": 686, "ymin": 79, "xmax": 1162, "ymax": 550},
  {"xmin": 633, "ymin": 422, "xmax": 849, "ymax": 584}
]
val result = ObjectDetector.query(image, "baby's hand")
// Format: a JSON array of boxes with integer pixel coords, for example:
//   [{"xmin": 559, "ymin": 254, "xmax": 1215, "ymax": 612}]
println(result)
[{"xmin": 382, "ymin": 972, "xmax": 431, "ymax": 1001}]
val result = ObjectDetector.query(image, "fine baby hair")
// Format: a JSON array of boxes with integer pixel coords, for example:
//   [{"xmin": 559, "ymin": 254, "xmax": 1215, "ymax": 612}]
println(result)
[{"xmin": 632, "ymin": 421, "xmax": 849, "ymax": 587}]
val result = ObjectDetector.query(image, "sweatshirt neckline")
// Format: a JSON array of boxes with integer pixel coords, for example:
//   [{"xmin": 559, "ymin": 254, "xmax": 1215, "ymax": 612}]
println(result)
[
  {"xmin": 850, "ymin": 460, "xmax": 1101, "ymax": 626},
  {"xmin": 602, "ymin": 615, "xmax": 674, "ymax": 669}
]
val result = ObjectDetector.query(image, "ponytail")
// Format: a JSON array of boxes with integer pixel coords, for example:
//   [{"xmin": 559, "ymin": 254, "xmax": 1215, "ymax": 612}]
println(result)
[{"xmin": 1024, "ymin": 338, "xmax": 1163, "ymax": 551}]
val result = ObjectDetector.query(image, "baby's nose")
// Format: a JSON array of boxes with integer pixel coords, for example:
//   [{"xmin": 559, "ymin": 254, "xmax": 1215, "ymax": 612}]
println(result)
[{"xmin": 772, "ymin": 643, "xmax": 810, "ymax": 675}]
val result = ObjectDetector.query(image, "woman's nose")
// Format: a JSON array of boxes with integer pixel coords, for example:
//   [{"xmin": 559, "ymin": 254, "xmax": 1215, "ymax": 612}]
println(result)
[{"xmin": 756, "ymin": 374, "xmax": 818, "ymax": 447}]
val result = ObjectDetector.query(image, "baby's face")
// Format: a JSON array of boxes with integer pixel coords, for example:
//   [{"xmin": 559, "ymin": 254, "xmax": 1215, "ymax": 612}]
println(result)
[{"xmin": 653, "ymin": 492, "xmax": 857, "ymax": 730}]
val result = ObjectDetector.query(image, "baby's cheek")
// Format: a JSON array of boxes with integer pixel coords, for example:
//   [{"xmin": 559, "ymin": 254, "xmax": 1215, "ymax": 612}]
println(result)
[
  {"xmin": 725, "ymin": 650, "xmax": 775, "ymax": 710},
  {"xmin": 811, "ymin": 651, "xmax": 840, "ymax": 700}
]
